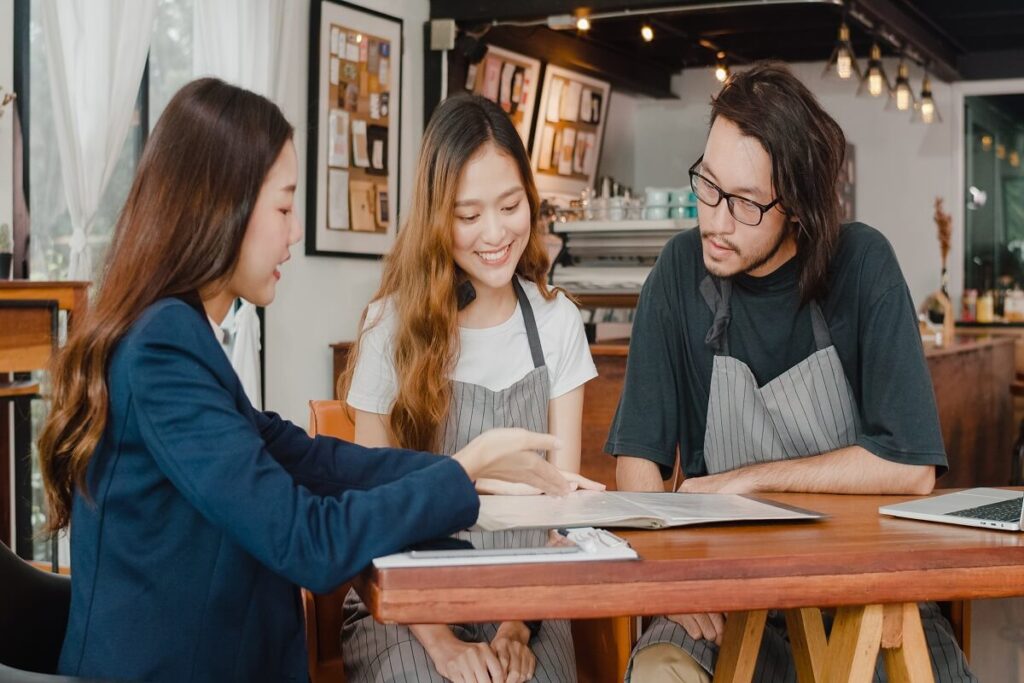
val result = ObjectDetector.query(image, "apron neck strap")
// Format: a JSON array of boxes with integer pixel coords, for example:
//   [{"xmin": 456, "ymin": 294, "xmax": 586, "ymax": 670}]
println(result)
[
  {"xmin": 513, "ymin": 277, "xmax": 546, "ymax": 369},
  {"xmin": 700, "ymin": 275, "xmax": 833, "ymax": 355},
  {"xmin": 699, "ymin": 275, "xmax": 732, "ymax": 356},
  {"xmin": 809, "ymin": 301, "xmax": 832, "ymax": 351}
]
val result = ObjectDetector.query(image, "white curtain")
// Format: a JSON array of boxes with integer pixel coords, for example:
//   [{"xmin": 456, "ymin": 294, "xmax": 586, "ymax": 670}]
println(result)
[
  {"xmin": 193, "ymin": 0, "xmax": 296, "ymax": 410},
  {"xmin": 41, "ymin": 0, "xmax": 157, "ymax": 281}
]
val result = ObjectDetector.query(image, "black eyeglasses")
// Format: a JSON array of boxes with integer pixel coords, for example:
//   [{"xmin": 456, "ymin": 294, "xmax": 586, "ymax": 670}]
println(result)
[{"xmin": 688, "ymin": 155, "xmax": 781, "ymax": 227}]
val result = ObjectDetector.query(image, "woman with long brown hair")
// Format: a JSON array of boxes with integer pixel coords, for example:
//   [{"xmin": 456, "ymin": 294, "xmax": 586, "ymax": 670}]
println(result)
[
  {"xmin": 338, "ymin": 94, "xmax": 600, "ymax": 682},
  {"xmin": 38, "ymin": 79, "xmax": 571, "ymax": 683}
]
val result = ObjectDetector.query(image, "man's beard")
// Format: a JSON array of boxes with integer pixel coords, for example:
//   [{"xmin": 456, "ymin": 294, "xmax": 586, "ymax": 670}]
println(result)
[{"xmin": 702, "ymin": 226, "xmax": 791, "ymax": 278}]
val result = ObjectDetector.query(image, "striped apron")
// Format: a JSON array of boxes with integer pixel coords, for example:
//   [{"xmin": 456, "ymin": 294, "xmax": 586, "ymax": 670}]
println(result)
[
  {"xmin": 341, "ymin": 279, "xmax": 577, "ymax": 682},
  {"xmin": 626, "ymin": 275, "xmax": 975, "ymax": 683}
]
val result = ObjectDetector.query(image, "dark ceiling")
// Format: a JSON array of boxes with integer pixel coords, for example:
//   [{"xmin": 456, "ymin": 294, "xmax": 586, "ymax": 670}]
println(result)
[{"xmin": 431, "ymin": 0, "xmax": 1024, "ymax": 90}]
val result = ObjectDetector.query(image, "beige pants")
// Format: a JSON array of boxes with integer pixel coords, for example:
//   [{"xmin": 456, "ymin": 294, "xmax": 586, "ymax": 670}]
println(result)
[{"xmin": 630, "ymin": 643, "xmax": 712, "ymax": 683}]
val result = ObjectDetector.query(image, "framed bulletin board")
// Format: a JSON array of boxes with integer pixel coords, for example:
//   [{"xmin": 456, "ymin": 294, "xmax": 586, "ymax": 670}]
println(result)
[
  {"xmin": 307, "ymin": 0, "xmax": 402, "ymax": 258},
  {"xmin": 467, "ymin": 45, "xmax": 540, "ymax": 146},
  {"xmin": 530, "ymin": 64, "xmax": 610, "ymax": 198}
]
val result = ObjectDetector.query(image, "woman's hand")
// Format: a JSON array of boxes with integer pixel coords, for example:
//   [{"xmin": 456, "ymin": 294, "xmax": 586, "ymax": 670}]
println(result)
[
  {"xmin": 453, "ymin": 429, "xmax": 571, "ymax": 496},
  {"xmin": 475, "ymin": 471, "xmax": 606, "ymax": 496},
  {"xmin": 490, "ymin": 621, "xmax": 536, "ymax": 682}
]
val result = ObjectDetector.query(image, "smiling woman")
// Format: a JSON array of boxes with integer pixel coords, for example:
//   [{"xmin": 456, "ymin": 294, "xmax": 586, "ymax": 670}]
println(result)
[{"xmin": 338, "ymin": 94, "xmax": 601, "ymax": 683}]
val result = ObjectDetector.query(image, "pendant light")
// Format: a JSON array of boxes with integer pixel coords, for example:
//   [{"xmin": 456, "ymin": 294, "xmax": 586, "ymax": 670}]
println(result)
[
  {"xmin": 822, "ymin": 22, "xmax": 860, "ymax": 81},
  {"xmin": 857, "ymin": 43, "xmax": 891, "ymax": 98},
  {"xmin": 912, "ymin": 70, "xmax": 941, "ymax": 124}
]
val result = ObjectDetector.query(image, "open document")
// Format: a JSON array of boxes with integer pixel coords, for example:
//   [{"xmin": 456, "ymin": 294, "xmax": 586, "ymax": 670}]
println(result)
[{"xmin": 474, "ymin": 491, "xmax": 823, "ymax": 532}]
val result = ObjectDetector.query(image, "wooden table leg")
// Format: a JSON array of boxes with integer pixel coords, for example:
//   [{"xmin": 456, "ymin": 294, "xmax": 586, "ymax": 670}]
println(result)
[
  {"xmin": 823, "ymin": 604, "xmax": 883, "ymax": 683},
  {"xmin": 785, "ymin": 608, "xmax": 827, "ymax": 683},
  {"xmin": 881, "ymin": 603, "xmax": 935, "ymax": 683},
  {"xmin": 714, "ymin": 610, "xmax": 768, "ymax": 683}
]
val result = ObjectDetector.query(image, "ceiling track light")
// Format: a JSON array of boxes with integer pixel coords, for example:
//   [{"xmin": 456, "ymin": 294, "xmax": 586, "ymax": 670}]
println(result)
[
  {"xmin": 913, "ymin": 70, "xmax": 941, "ymax": 125},
  {"xmin": 575, "ymin": 12, "xmax": 590, "ymax": 31},
  {"xmin": 885, "ymin": 57, "xmax": 916, "ymax": 113},
  {"xmin": 857, "ymin": 42, "xmax": 891, "ymax": 99},
  {"xmin": 823, "ymin": 21, "xmax": 861, "ymax": 81},
  {"xmin": 641, "ymin": 23, "xmax": 654, "ymax": 42},
  {"xmin": 714, "ymin": 51, "xmax": 730, "ymax": 83}
]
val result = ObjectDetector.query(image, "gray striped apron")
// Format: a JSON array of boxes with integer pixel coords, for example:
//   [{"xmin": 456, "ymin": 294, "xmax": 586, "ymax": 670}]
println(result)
[
  {"xmin": 627, "ymin": 275, "xmax": 975, "ymax": 683},
  {"xmin": 341, "ymin": 279, "xmax": 577, "ymax": 683}
]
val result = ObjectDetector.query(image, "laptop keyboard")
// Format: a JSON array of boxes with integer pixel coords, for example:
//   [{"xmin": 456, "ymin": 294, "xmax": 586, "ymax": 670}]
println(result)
[{"xmin": 947, "ymin": 497, "xmax": 1023, "ymax": 523}]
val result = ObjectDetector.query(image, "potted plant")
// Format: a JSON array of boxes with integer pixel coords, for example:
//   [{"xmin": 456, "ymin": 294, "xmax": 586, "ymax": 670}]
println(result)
[{"xmin": 0, "ymin": 223, "xmax": 12, "ymax": 280}]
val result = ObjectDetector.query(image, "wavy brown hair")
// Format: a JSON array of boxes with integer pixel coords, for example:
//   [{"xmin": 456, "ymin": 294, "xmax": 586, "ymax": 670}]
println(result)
[
  {"xmin": 338, "ymin": 94, "xmax": 554, "ymax": 451},
  {"xmin": 38, "ymin": 78, "xmax": 293, "ymax": 532},
  {"xmin": 711, "ymin": 61, "xmax": 847, "ymax": 305}
]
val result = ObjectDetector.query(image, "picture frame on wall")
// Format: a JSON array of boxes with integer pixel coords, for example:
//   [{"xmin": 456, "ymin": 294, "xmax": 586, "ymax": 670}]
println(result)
[
  {"xmin": 466, "ymin": 45, "xmax": 540, "ymax": 146},
  {"xmin": 530, "ymin": 64, "xmax": 610, "ymax": 198},
  {"xmin": 307, "ymin": 0, "xmax": 402, "ymax": 258}
]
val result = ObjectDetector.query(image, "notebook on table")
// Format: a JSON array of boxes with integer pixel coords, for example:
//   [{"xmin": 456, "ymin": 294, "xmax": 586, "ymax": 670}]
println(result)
[{"xmin": 879, "ymin": 487, "xmax": 1024, "ymax": 531}]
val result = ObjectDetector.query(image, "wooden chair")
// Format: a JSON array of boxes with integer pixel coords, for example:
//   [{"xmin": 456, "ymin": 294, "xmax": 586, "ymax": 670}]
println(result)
[
  {"xmin": 304, "ymin": 400, "xmax": 354, "ymax": 683},
  {"xmin": 305, "ymin": 399, "xmax": 638, "ymax": 682}
]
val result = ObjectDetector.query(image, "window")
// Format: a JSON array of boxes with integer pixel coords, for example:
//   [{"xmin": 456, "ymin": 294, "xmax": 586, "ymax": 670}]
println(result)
[{"xmin": 15, "ymin": 0, "xmax": 194, "ymax": 561}]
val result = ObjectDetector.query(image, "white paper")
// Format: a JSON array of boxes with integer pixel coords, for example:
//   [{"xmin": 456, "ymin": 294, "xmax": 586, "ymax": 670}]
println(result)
[
  {"xmin": 351, "ymin": 119, "xmax": 369, "ymax": 168},
  {"xmin": 329, "ymin": 57, "xmax": 340, "ymax": 86},
  {"xmin": 482, "ymin": 58, "xmax": 501, "ymax": 101},
  {"xmin": 560, "ymin": 80, "xmax": 582, "ymax": 122},
  {"xmin": 546, "ymin": 78, "xmax": 564, "ymax": 122},
  {"xmin": 327, "ymin": 169, "xmax": 349, "ymax": 230},
  {"xmin": 379, "ymin": 57, "xmax": 390, "ymax": 87},
  {"xmin": 475, "ymin": 491, "xmax": 822, "ymax": 532},
  {"xmin": 538, "ymin": 125, "xmax": 556, "ymax": 171},
  {"xmin": 371, "ymin": 139, "xmax": 384, "ymax": 170},
  {"xmin": 579, "ymin": 87, "xmax": 593, "ymax": 122},
  {"xmin": 369, "ymin": 93, "xmax": 380, "ymax": 119},
  {"xmin": 499, "ymin": 62, "xmax": 516, "ymax": 112},
  {"xmin": 582, "ymin": 132, "xmax": 597, "ymax": 175},
  {"xmin": 558, "ymin": 127, "xmax": 576, "ymax": 175},
  {"xmin": 345, "ymin": 35, "xmax": 360, "ymax": 62},
  {"xmin": 330, "ymin": 27, "xmax": 340, "ymax": 56},
  {"xmin": 327, "ymin": 109, "xmax": 349, "ymax": 168}
]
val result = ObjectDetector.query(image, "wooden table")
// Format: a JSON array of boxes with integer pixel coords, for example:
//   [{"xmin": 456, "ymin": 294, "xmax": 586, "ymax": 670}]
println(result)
[
  {"xmin": 0, "ymin": 281, "xmax": 89, "ymax": 552},
  {"xmin": 355, "ymin": 491, "xmax": 1024, "ymax": 682}
]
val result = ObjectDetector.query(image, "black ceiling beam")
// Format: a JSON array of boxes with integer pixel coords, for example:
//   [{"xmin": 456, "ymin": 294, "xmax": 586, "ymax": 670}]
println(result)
[
  {"xmin": 480, "ymin": 25, "xmax": 677, "ymax": 98},
  {"xmin": 851, "ymin": 0, "xmax": 960, "ymax": 81},
  {"xmin": 430, "ymin": 0, "xmax": 716, "ymax": 22}
]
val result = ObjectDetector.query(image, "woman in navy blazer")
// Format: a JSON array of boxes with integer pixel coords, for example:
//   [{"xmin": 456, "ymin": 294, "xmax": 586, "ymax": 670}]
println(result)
[{"xmin": 37, "ymin": 78, "xmax": 570, "ymax": 683}]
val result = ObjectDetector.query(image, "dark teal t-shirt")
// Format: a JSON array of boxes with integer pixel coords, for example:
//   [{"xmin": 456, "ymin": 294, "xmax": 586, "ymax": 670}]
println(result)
[{"xmin": 604, "ymin": 222, "xmax": 948, "ymax": 479}]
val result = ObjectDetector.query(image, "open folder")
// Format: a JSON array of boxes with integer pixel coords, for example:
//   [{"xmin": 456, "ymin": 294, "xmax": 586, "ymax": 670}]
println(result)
[{"xmin": 474, "ymin": 491, "xmax": 823, "ymax": 532}]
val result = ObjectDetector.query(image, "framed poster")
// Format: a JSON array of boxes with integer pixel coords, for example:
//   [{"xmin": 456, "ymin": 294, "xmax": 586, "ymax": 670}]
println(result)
[
  {"xmin": 529, "ymin": 64, "xmax": 610, "ymax": 198},
  {"xmin": 466, "ymin": 45, "xmax": 540, "ymax": 146},
  {"xmin": 307, "ymin": 0, "xmax": 402, "ymax": 258}
]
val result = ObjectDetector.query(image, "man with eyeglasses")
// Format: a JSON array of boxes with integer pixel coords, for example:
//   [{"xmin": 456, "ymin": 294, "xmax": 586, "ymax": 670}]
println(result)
[{"xmin": 606, "ymin": 62, "xmax": 974, "ymax": 682}]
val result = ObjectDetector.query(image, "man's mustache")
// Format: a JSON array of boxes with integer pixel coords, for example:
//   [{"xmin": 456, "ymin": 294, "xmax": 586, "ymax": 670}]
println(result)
[{"xmin": 701, "ymin": 231, "xmax": 740, "ymax": 254}]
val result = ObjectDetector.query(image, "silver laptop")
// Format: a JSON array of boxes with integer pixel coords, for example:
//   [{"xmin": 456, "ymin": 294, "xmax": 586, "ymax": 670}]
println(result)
[{"xmin": 879, "ymin": 487, "xmax": 1024, "ymax": 532}]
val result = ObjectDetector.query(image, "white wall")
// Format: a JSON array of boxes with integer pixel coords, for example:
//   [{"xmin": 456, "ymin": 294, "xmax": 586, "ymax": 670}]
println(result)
[
  {"xmin": 596, "ymin": 91, "xmax": 637, "ymax": 190},
  {"xmin": 627, "ymin": 61, "xmax": 957, "ymax": 306},
  {"xmin": 265, "ymin": 0, "xmax": 429, "ymax": 424}
]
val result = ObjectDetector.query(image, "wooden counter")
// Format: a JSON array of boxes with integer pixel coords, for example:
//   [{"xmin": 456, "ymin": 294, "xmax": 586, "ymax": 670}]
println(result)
[{"xmin": 584, "ymin": 336, "xmax": 1017, "ymax": 490}]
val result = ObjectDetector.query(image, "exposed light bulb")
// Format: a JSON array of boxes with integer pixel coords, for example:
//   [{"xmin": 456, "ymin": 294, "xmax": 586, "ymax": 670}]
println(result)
[
  {"xmin": 1010, "ymin": 151, "xmax": 1020, "ymax": 168},
  {"xmin": 982, "ymin": 135, "xmax": 993, "ymax": 151},
  {"xmin": 921, "ymin": 98, "xmax": 935, "ymax": 124},
  {"xmin": 868, "ymin": 70, "xmax": 883, "ymax": 97},
  {"xmin": 576, "ymin": 15, "xmax": 590, "ymax": 31},
  {"xmin": 714, "ymin": 52, "xmax": 729, "ymax": 83},
  {"xmin": 896, "ymin": 85, "xmax": 911, "ymax": 111},
  {"xmin": 641, "ymin": 24, "xmax": 654, "ymax": 42},
  {"xmin": 837, "ymin": 51, "xmax": 853, "ymax": 79}
]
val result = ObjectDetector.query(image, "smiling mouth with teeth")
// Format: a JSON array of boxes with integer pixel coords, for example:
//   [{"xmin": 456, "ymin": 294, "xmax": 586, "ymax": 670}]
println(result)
[{"xmin": 477, "ymin": 244, "xmax": 511, "ymax": 263}]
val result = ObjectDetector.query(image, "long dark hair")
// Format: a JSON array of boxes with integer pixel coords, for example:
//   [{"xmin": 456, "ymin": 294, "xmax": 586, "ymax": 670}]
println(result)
[
  {"xmin": 338, "ymin": 94, "xmax": 553, "ymax": 451},
  {"xmin": 711, "ymin": 61, "xmax": 846, "ymax": 304},
  {"xmin": 39, "ymin": 78, "xmax": 294, "ymax": 531}
]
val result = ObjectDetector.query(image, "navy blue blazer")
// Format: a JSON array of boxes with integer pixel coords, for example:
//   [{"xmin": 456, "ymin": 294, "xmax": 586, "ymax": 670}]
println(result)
[{"xmin": 57, "ymin": 297, "xmax": 479, "ymax": 682}]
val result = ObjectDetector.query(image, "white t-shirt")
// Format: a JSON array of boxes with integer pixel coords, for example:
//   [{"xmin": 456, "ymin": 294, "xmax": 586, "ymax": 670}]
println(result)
[{"xmin": 347, "ymin": 277, "xmax": 598, "ymax": 415}]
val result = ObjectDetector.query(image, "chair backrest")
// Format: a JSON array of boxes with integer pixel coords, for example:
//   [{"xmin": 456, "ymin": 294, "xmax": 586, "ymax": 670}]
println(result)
[
  {"xmin": 0, "ymin": 300, "xmax": 59, "ymax": 374},
  {"xmin": 308, "ymin": 400, "xmax": 355, "ymax": 441},
  {"xmin": 0, "ymin": 541, "xmax": 70, "ymax": 674},
  {"xmin": 304, "ymin": 400, "xmax": 353, "ymax": 683}
]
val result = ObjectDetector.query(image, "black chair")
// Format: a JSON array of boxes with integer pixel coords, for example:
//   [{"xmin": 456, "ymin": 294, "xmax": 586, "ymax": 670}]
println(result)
[{"xmin": 0, "ymin": 541, "xmax": 115, "ymax": 682}]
